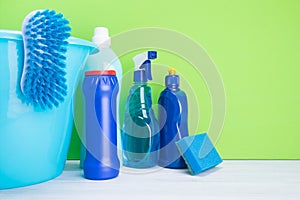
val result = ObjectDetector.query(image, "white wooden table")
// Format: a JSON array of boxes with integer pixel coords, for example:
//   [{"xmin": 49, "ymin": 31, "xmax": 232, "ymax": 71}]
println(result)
[{"xmin": 1, "ymin": 160, "xmax": 300, "ymax": 200}]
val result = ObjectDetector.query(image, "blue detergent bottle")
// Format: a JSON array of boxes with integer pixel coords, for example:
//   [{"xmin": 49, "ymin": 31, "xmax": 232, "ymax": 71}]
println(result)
[
  {"xmin": 80, "ymin": 27, "xmax": 123, "ymax": 168},
  {"xmin": 121, "ymin": 51, "xmax": 160, "ymax": 168},
  {"xmin": 83, "ymin": 70, "xmax": 120, "ymax": 180},
  {"xmin": 158, "ymin": 68, "xmax": 188, "ymax": 169}
]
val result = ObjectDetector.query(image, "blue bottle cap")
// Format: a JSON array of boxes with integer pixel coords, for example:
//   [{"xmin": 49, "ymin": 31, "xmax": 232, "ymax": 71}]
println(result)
[
  {"xmin": 165, "ymin": 68, "xmax": 179, "ymax": 87},
  {"xmin": 134, "ymin": 70, "xmax": 147, "ymax": 82}
]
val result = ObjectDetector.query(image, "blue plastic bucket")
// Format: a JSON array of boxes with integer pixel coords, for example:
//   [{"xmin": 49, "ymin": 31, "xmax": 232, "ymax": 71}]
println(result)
[{"xmin": 0, "ymin": 30, "xmax": 97, "ymax": 189}]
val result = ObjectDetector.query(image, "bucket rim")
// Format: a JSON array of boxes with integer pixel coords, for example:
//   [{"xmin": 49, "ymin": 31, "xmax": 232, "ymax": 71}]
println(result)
[{"xmin": 0, "ymin": 29, "xmax": 98, "ymax": 54}]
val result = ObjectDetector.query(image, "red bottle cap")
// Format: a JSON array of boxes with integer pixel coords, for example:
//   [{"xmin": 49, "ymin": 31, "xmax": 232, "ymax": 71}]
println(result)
[{"xmin": 85, "ymin": 70, "xmax": 116, "ymax": 76}]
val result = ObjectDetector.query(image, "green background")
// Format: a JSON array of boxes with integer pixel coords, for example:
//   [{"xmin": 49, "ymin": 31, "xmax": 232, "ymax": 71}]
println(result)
[{"xmin": 1, "ymin": 0, "xmax": 299, "ymax": 159}]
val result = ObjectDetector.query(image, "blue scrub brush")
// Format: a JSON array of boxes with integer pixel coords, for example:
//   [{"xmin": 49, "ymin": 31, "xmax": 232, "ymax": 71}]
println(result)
[{"xmin": 21, "ymin": 9, "xmax": 71, "ymax": 109}]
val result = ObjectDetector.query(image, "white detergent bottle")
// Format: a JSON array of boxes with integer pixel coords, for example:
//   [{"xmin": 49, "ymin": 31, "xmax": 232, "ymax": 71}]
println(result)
[{"xmin": 80, "ymin": 27, "xmax": 123, "ymax": 168}]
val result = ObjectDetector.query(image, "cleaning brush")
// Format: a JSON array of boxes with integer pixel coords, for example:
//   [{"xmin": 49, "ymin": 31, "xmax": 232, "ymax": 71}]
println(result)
[{"xmin": 21, "ymin": 9, "xmax": 71, "ymax": 109}]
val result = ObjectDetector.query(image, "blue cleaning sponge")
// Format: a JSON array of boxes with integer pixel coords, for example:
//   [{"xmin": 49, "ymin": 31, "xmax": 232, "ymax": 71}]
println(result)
[{"xmin": 176, "ymin": 133, "xmax": 222, "ymax": 175}]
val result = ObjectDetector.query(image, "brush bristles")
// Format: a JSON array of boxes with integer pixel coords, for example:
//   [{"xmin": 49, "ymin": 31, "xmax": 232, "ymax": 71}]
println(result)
[{"xmin": 21, "ymin": 9, "xmax": 71, "ymax": 110}]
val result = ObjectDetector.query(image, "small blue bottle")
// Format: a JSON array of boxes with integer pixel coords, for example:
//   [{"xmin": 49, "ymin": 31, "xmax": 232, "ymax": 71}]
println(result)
[
  {"xmin": 158, "ymin": 68, "xmax": 188, "ymax": 169},
  {"xmin": 82, "ymin": 70, "xmax": 120, "ymax": 180}
]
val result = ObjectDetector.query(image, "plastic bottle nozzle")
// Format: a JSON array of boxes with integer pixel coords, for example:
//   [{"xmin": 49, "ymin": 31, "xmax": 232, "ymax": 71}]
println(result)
[
  {"xmin": 168, "ymin": 68, "xmax": 176, "ymax": 75},
  {"xmin": 166, "ymin": 67, "xmax": 179, "ymax": 87},
  {"xmin": 142, "ymin": 60, "xmax": 152, "ymax": 80},
  {"xmin": 133, "ymin": 51, "xmax": 157, "ymax": 82}
]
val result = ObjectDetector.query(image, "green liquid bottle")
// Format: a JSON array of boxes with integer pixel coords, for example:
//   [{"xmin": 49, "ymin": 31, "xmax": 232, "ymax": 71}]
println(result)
[{"xmin": 121, "ymin": 51, "xmax": 160, "ymax": 168}]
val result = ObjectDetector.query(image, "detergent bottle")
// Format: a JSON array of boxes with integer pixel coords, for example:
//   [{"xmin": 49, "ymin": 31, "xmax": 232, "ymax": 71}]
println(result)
[
  {"xmin": 83, "ymin": 70, "xmax": 119, "ymax": 180},
  {"xmin": 80, "ymin": 27, "xmax": 122, "ymax": 168},
  {"xmin": 158, "ymin": 68, "xmax": 188, "ymax": 169},
  {"xmin": 121, "ymin": 51, "xmax": 160, "ymax": 168}
]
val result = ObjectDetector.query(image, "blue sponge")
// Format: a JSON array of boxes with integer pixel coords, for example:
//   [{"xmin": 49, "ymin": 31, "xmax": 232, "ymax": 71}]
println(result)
[{"xmin": 176, "ymin": 133, "xmax": 222, "ymax": 175}]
